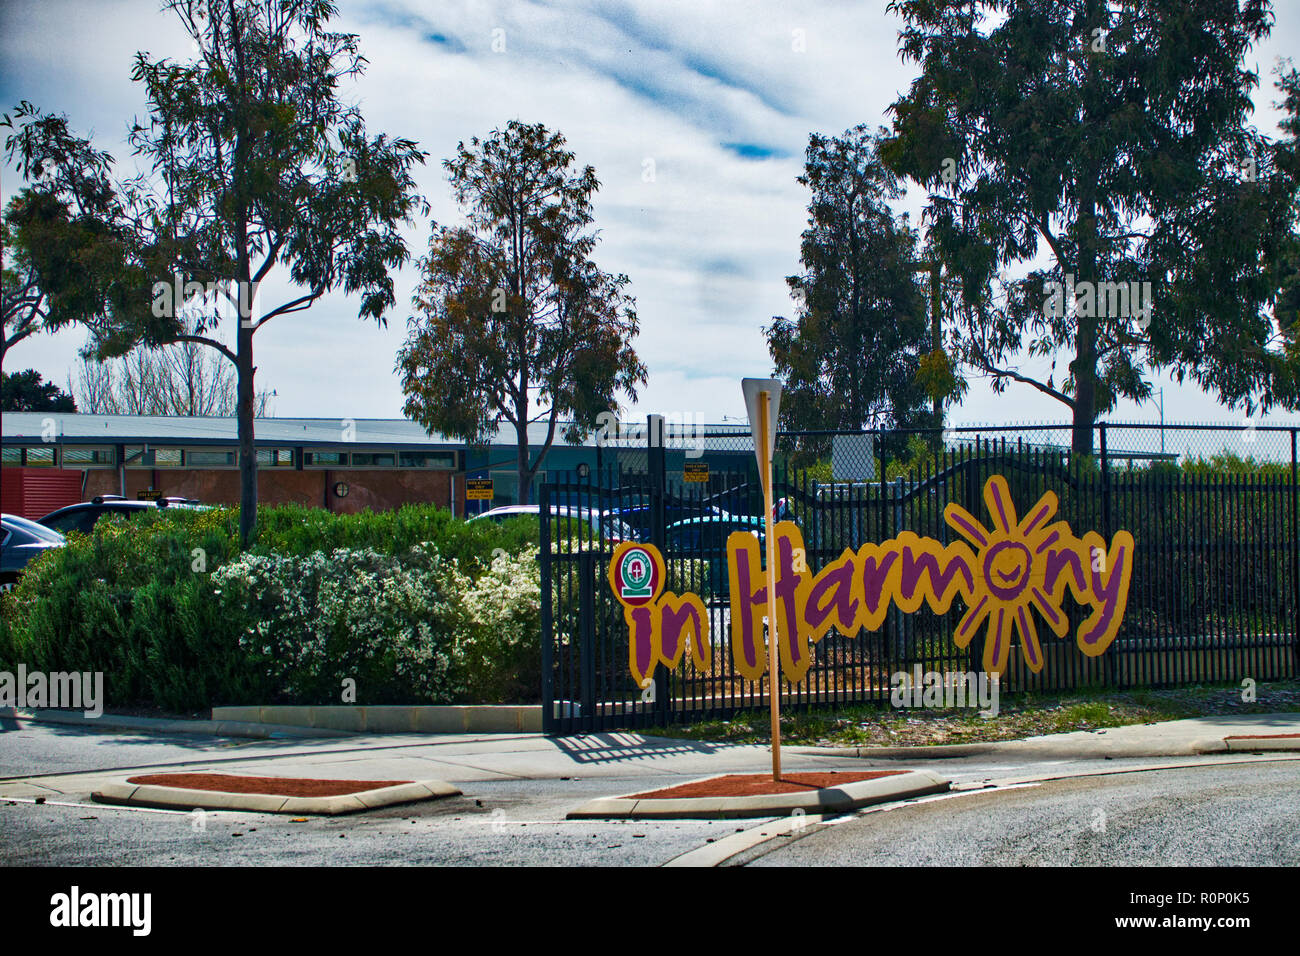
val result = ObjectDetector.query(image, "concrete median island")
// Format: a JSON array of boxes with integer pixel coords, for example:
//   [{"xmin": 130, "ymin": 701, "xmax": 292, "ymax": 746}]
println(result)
[
  {"xmin": 567, "ymin": 768, "xmax": 950, "ymax": 820},
  {"xmin": 92, "ymin": 772, "xmax": 462, "ymax": 816}
]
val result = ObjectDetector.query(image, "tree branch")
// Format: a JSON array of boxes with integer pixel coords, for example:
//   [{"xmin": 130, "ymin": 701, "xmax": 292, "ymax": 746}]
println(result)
[
  {"xmin": 253, "ymin": 287, "xmax": 325, "ymax": 330},
  {"xmin": 976, "ymin": 355, "xmax": 1075, "ymax": 407},
  {"xmin": 168, "ymin": 333, "xmax": 237, "ymax": 365}
]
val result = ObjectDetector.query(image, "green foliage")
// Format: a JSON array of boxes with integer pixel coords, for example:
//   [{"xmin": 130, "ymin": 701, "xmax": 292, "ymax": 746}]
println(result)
[
  {"xmin": 0, "ymin": 512, "xmax": 260, "ymax": 711},
  {"xmin": 0, "ymin": 368, "xmax": 76, "ymax": 411},
  {"xmin": 448, "ymin": 548, "xmax": 543, "ymax": 704},
  {"xmin": 1, "ymin": 104, "xmax": 129, "ymax": 364},
  {"xmin": 1178, "ymin": 452, "xmax": 1293, "ymax": 478},
  {"xmin": 212, "ymin": 545, "xmax": 457, "ymax": 705},
  {"xmin": 883, "ymin": 2, "xmax": 1300, "ymax": 450},
  {"xmin": 249, "ymin": 503, "xmax": 538, "ymax": 573},
  {"xmin": 0, "ymin": 505, "xmax": 546, "ymax": 710},
  {"xmin": 884, "ymin": 434, "xmax": 935, "ymax": 481}
]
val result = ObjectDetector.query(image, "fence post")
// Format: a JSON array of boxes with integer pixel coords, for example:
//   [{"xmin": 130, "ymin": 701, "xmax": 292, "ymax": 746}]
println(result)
[
  {"xmin": 647, "ymin": 414, "xmax": 670, "ymax": 726},
  {"xmin": 540, "ymin": 487, "xmax": 555, "ymax": 733},
  {"xmin": 578, "ymin": 549, "xmax": 596, "ymax": 730},
  {"xmin": 1293, "ymin": 430, "xmax": 1299, "ymax": 673}
]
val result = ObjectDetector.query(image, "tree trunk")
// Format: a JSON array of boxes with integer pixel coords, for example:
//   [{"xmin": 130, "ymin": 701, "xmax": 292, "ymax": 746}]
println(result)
[
  {"xmin": 1070, "ymin": 195, "xmax": 1100, "ymax": 454},
  {"xmin": 1072, "ymin": 1, "xmax": 1104, "ymax": 459},
  {"xmin": 1072, "ymin": 314, "xmax": 1097, "ymax": 456},
  {"xmin": 517, "ymin": 427, "xmax": 531, "ymax": 505},
  {"xmin": 237, "ymin": 321, "xmax": 257, "ymax": 547}
]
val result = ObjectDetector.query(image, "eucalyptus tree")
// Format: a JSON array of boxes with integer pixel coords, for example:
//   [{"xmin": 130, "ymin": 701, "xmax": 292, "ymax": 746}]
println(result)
[
  {"xmin": 768, "ymin": 125, "xmax": 942, "ymax": 456},
  {"xmin": 108, "ymin": 0, "xmax": 426, "ymax": 543},
  {"xmin": 1, "ymin": 102, "xmax": 128, "ymax": 373},
  {"xmin": 398, "ymin": 120, "xmax": 646, "ymax": 503},
  {"xmin": 883, "ymin": 0, "xmax": 1300, "ymax": 453}
]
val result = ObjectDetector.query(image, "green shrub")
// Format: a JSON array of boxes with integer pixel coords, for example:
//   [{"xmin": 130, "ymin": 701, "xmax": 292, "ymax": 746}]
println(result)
[
  {"xmin": 250, "ymin": 503, "xmax": 540, "ymax": 571},
  {"xmin": 0, "ymin": 504, "xmax": 548, "ymax": 710},
  {"xmin": 0, "ymin": 512, "xmax": 263, "ymax": 711}
]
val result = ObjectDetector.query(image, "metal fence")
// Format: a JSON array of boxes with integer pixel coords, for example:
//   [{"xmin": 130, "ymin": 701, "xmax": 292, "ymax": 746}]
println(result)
[{"xmin": 540, "ymin": 422, "xmax": 1300, "ymax": 734}]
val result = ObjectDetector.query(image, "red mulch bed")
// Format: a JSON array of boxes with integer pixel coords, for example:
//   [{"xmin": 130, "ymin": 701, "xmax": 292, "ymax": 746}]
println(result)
[
  {"xmin": 126, "ymin": 773, "xmax": 411, "ymax": 798},
  {"xmin": 1225, "ymin": 734, "xmax": 1300, "ymax": 740},
  {"xmin": 629, "ymin": 770, "xmax": 906, "ymax": 800}
]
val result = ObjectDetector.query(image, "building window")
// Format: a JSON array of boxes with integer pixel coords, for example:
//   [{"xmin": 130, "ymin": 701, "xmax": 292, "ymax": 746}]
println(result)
[
  {"xmin": 186, "ymin": 449, "xmax": 237, "ymax": 467},
  {"xmin": 22, "ymin": 446, "xmax": 55, "ymax": 467},
  {"xmin": 153, "ymin": 448, "xmax": 184, "ymax": 468},
  {"xmin": 487, "ymin": 470, "xmax": 546, "ymax": 506},
  {"xmin": 61, "ymin": 447, "xmax": 115, "ymax": 466},
  {"xmin": 256, "ymin": 448, "xmax": 294, "ymax": 467},
  {"xmin": 399, "ymin": 451, "xmax": 456, "ymax": 469},
  {"xmin": 305, "ymin": 451, "xmax": 346, "ymax": 467},
  {"xmin": 351, "ymin": 452, "xmax": 396, "ymax": 467}
]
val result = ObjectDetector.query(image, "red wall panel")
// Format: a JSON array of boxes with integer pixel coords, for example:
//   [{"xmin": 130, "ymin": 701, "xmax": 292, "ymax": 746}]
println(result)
[{"xmin": 0, "ymin": 468, "xmax": 85, "ymax": 520}]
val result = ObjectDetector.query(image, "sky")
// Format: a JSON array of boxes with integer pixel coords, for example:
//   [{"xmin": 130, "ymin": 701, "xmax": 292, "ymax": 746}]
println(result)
[{"xmin": 3, "ymin": 0, "xmax": 1300, "ymax": 445}]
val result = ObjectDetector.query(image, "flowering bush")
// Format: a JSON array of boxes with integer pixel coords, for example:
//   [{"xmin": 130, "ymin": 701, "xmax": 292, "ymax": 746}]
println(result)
[
  {"xmin": 447, "ymin": 547, "xmax": 542, "ymax": 703},
  {"xmin": 212, "ymin": 544, "xmax": 460, "ymax": 704}
]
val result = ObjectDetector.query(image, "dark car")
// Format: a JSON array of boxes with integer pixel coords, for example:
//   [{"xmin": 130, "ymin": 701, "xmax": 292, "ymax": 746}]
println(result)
[
  {"xmin": 1, "ymin": 513, "xmax": 66, "ymax": 591},
  {"xmin": 665, "ymin": 511, "xmax": 767, "ymax": 596},
  {"xmin": 467, "ymin": 505, "xmax": 636, "ymax": 543},
  {"xmin": 38, "ymin": 495, "xmax": 207, "ymax": 536},
  {"xmin": 611, "ymin": 500, "xmax": 724, "ymax": 542}
]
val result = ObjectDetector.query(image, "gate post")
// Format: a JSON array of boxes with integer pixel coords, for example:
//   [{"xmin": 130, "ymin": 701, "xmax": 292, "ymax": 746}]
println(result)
[
  {"xmin": 647, "ymin": 414, "xmax": 671, "ymax": 726},
  {"xmin": 540, "ymin": 487, "xmax": 555, "ymax": 733},
  {"xmin": 578, "ymin": 549, "xmax": 596, "ymax": 730}
]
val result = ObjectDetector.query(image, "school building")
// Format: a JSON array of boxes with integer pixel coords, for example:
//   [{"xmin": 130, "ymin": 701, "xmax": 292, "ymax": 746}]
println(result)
[{"xmin": 0, "ymin": 412, "xmax": 754, "ymax": 519}]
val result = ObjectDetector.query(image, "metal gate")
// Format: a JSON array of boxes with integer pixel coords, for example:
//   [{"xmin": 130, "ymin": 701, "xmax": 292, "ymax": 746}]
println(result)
[{"xmin": 540, "ymin": 421, "xmax": 1300, "ymax": 734}]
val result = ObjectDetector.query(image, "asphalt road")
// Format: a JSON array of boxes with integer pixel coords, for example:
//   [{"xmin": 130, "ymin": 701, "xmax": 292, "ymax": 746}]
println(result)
[
  {"xmin": 0, "ymin": 775, "xmax": 767, "ymax": 867},
  {"xmin": 0, "ymin": 720, "xmax": 775, "ymax": 866},
  {"xmin": 740, "ymin": 761, "xmax": 1300, "ymax": 866},
  {"xmin": 4, "ymin": 719, "xmax": 1299, "ymax": 866}
]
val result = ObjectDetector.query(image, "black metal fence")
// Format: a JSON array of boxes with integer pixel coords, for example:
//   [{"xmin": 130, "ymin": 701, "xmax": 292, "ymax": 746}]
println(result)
[{"xmin": 541, "ymin": 422, "xmax": 1300, "ymax": 734}]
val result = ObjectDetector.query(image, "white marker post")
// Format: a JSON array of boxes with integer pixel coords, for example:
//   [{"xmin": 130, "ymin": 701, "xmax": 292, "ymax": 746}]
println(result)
[{"xmin": 742, "ymin": 377, "xmax": 783, "ymax": 782}]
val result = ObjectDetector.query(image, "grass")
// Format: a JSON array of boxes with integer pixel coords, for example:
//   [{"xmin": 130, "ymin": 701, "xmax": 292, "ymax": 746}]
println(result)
[{"xmin": 641, "ymin": 680, "xmax": 1300, "ymax": 748}]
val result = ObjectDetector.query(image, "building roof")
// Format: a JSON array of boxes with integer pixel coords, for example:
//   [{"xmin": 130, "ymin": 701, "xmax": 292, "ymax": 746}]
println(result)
[
  {"xmin": 1, "ymin": 412, "xmax": 756, "ymax": 452},
  {"xmin": 2, "ymin": 412, "xmax": 457, "ymax": 448}
]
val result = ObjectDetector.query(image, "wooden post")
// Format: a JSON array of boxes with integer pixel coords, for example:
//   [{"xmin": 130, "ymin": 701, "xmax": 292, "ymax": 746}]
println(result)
[{"xmin": 758, "ymin": 390, "xmax": 781, "ymax": 781}]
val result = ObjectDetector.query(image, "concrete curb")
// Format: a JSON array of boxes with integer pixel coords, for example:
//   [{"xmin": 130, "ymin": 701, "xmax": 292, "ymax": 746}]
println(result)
[
  {"xmin": 789, "ymin": 743, "xmax": 1000, "ymax": 760},
  {"xmin": 90, "ymin": 778, "xmax": 461, "ymax": 815},
  {"xmin": 210, "ymin": 705, "xmax": 542, "ymax": 734},
  {"xmin": 0, "ymin": 707, "xmax": 351, "ymax": 739},
  {"xmin": 566, "ymin": 769, "xmax": 949, "ymax": 820},
  {"xmin": 1221, "ymin": 734, "xmax": 1300, "ymax": 752},
  {"xmin": 664, "ymin": 812, "xmax": 837, "ymax": 867}
]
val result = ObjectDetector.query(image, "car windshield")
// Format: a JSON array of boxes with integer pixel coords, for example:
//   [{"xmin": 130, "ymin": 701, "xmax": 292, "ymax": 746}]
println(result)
[{"xmin": 3, "ymin": 515, "xmax": 65, "ymax": 544}]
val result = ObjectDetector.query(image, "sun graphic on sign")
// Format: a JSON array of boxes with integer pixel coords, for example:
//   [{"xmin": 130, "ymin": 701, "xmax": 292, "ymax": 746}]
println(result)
[{"xmin": 943, "ymin": 476, "xmax": 1068, "ymax": 674}]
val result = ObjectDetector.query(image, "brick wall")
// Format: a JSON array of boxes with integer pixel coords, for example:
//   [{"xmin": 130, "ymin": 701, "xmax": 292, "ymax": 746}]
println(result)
[{"xmin": 81, "ymin": 468, "xmax": 459, "ymax": 514}]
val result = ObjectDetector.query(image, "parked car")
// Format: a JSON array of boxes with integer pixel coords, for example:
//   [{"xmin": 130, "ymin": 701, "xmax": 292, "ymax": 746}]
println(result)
[
  {"xmin": 38, "ymin": 495, "xmax": 207, "ymax": 536},
  {"xmin": 467, "ymin": 505, "xmax": 636, "ymax": 543},
  {"xmin": 665, "ymin": 512, "xmax": 766, "ymax": 596},
  {"xmin": 610, "ymin": 497, "xmax": 726, "ymax": 542},
  {"xmin": 1, "ymin": 513, "xmax": 66, "ymax": 591}
]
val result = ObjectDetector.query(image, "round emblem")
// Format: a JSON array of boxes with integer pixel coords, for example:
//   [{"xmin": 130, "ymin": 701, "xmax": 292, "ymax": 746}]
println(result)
[{"xmin": 609, "ymin": 542, "xmax": 663, "ymax": 607}]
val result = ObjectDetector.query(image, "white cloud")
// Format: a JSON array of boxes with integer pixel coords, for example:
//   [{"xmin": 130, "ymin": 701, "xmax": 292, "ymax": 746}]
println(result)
[{"xmin": 2, "ymin": 0, "xmax": 1299, "ymax": 432}]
